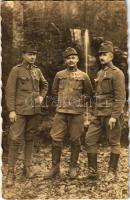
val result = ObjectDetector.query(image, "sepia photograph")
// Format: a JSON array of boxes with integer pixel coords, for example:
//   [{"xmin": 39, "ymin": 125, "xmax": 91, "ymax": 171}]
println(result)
[{"xmin": 1, "ymin": 0, "xmax": 129, "ymax": 199}]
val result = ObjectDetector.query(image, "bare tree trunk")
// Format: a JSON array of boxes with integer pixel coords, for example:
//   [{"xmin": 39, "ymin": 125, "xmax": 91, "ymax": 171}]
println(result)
[{"xmin": 12, "ymin": 1, "xmax": 24, "ymax": 64}]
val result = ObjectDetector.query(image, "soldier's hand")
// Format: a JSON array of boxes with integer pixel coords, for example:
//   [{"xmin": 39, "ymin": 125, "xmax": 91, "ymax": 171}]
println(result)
[
  {"xmin": 35, "ymin": 96, "xmax": 44, "ymax": 105},
  {"xmin": 108, "ymin": 117, "xmax": 116, "ymax": 130},
  {"xmin": 39, "ymin": 96, "xmax": 44, "ymax": 104},
  {"xmin": 9, "ymin": 111, "xmax": 17, "ymax": 123}
]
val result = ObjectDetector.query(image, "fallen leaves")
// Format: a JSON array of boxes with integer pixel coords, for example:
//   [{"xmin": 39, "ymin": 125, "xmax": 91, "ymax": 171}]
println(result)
[{"xmin": 2, "ymin": 145, "xmax": 128, "ymax": 199}]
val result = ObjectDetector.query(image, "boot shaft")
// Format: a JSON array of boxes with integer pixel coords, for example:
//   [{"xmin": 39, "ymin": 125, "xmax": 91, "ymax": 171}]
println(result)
[
  {"xmin": 44, "ymin": 144, "xmax": 61, "ymax": 180},
  {"xmin": 87, "ymin": 153, "xmax": 98, "ymax": 180},
  {"xmin": 109, "ymin": 153, "xmax": 120, "ymax": 172},
  {"xmin": 70, "ymin": 145, "xmax": 80, "ymax": 167},
  {"xmin": 69, "ymin": 145, "xmax": 80, "ymax": 179},
  {"xmin": 6, "ymin": 171, "xmax": 14, "ymax": 187},
  {"xmin": 8, "ymin": 145, "xmax": 19, "ymax": 169},
  {"xmin": 52, "ymin": 144, "xmax": 62, "ymax": 166},
  {"xmin": 87, "ymin": 153, "xmax": 97, "ymax": 170},
  {"xmin": 24, "ymin": 141, "xmax": 33, "ymax": 167}
]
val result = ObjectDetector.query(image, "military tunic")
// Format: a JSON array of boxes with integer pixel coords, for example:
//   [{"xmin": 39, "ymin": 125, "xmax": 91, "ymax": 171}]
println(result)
[
  {"xmin": 94, "ymin": 64, "xmax": 126, "ymax": 117},
  {"xmin": 6, "ymin": 62, "xmax": 48, "ymax": 115},
  {"xmin": 50, "ymin": 67, "xmax": 93, "ymax": 144},
  {"xmin": 86, "ymin": 64, "xmax": 126, "ymax": 153},
  {"xmin": 5, "ymin": 62, "xmax": 48, "ymax": 143}
]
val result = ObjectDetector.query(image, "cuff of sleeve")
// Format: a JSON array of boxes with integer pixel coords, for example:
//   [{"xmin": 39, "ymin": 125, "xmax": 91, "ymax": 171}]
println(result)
[
  {"xmin": 8, "ymin": 106, "xmax": 15, "ymax": 112},
  {"xmin": 8, "ymin": 110, "xmax": 15, "ymax": 113},
  {"xmin": 111, "ymin": 114, "xmax": 119, "ymax": 119}
]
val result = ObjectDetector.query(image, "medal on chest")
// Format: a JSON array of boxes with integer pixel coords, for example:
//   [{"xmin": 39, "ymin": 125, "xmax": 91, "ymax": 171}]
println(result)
[
  {"xmin": 31, "ymin": 69, "xmax": 37, "ymax": 79},
  {"xmin": 71, "ymin": 72, "xmax": 81, "ymax": 80}
]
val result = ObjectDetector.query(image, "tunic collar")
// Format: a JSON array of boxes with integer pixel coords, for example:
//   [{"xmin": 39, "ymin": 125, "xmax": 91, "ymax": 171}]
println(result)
[
  {"xmin": 102, "ymin": 62, "xmax": 115, "ymax": 71},
  {"xmin": 67, "ymin": 66, "xmax": 78, "ymax": 72},
  {"xmin": 22, "ymin": 61, "xmax": 35, "ymax": 69}
]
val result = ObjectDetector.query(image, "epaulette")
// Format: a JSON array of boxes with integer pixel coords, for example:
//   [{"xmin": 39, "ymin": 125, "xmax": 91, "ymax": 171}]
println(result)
[
  {"xmin": 110, "ymin": 65, "xmax": 117, "ymax": 70},
  {"xmin": 33, "ymin": 64, "xmax": 38, "ymax": 68},
  {"xmin": 77, "ymin": 69, "xmax": 86, "ymax": 75},
  {"xmin": 15, "ymin": 63, "xmax": 23, "ymax": 67},
  {"xmin": 12, "ymin": 63, "xmax": 23, "ymax": 70},
  {"xmin": 57, "ymin": 69, "xmax": 67, "ymax": 76},
  {"xmin": 15, "ymin": 63, "xmax": 38, "ymax": 68}
]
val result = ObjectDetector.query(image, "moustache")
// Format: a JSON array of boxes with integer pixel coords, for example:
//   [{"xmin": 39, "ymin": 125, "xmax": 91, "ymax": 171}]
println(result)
[{"xmin": 68, "ymin": 62, "xmax": 75, "ymax": 65}]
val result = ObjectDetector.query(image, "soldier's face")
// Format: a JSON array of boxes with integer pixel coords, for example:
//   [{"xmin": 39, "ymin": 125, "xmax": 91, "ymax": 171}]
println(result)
[
  {"xmin": 99, "ymin": 52, "xmax": 113, "ymax": 65},
  {"xmin": 23, "ymin": 52, "xmax": 37, "ymax": 64},
  {"xmin": 65, "ymin": 55, "xmax": 79, "ymax": 68}
]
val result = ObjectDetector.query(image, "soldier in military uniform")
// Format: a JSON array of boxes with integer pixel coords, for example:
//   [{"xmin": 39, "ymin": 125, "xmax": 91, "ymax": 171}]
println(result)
[
  {"xmin": 5, "ymin": 44, "xmax": 48, "ymax": 186},
  {"xmin": 44, "ymin": 47, "xmax": 93, "ymax": 179},
  {"xmin": 86, "ymin": 42, "xmax": 126, "ymax": 181}
]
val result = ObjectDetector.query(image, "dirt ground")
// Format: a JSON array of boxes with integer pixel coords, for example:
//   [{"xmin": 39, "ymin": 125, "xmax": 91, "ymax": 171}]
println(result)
[{"xmin": 2, "ymin": 144, "xmax": 128, "ymax": 199}]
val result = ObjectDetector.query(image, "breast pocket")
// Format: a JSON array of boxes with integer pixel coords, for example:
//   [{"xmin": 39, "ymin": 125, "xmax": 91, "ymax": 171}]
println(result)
[
  {"xmin": 34, "ymin": 77, "xmax": 40, "ymax": 91},
  {"xmin": 18, "ymin": 76, "xmax": 31, "ymax": 90},
  {"xmin": 101, "ymin": 77, "xmax": 113, "ymax": 94},
  {"xmin": 59, "ymin": 77, "xmax": 67, "ymax": 90},
  {"xmin": 73, "ymin": 77, "xmax": 84, "ymax": 91}
]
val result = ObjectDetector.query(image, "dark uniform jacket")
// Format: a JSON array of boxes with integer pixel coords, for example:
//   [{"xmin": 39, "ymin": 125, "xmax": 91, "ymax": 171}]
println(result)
[
  {"xmin": 94, "ymin": 63, "xmax": 126, "ymax": 118},
  {"xmin": 52, "ymin": 67, "xmax": 93, "ymax": 114},
  {"xmin": 5, "ymin": 62, "xmax": 48, "ymax": 115}
]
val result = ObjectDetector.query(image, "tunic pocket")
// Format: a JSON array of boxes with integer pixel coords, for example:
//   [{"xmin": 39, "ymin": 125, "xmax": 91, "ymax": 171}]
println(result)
[
  {"xmin": 34, "ymin": 77, "xmax": 40, "ymax": 91},
  {"xmin": 73, "ymin": 76, "xmax": 84, "ymax": 90},
  {"xmin": 101, "ymin": 77, "xmax": 113, "ymax": 94},
  {"xmin": 18, "ymin": 76, "xmax": 31, "ymax": 90},
  {"xmin": 59, "ymin": 77, "xmax": 67, "ymax": 90},
  {"xmin": 19, "ymin": 76, "xmax": 29, "ymax": 85},
  {"xmin": 74, "ymin": 80, "xmax": 83, "ymax": 90}
]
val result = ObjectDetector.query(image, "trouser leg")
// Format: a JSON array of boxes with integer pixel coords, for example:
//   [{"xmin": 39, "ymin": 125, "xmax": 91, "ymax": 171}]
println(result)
[
  {"xmin": 105, "ymin": 116, "xmax": 122, "ymax": 154},
  {"xmin": 23, "ymin": 115, "xmax": 38, "ymax": 178},
  {"xmin": 68, "ymin": 114, "xmax": 83, "ymax": 179},
  {"xmin": 6, "ymin": 142, "xmax": 19, "ymax": 187},
  {"xmin": 6, "ymin": 115, "xmax": 26, "ymax": 186},
  {"xmin": 105, "ymin": 117, "xmax": 121, "ymax": 180},
  {"xmin": 44, "ymin": 113, "xmax": 67, "ymax": 179},
  {"xmin": 86, "ymin": 117, "xmax": 102, "ymax": 179},
  {"xmin": 50, "ymin": 113, "xmax": 67, "ymax": 142},
  {"xmin": 104, "ymin": 117, "xmax": 121, "ymax": 181},
  {"xmin": 7, "ymin": 142, "xmax": 19, "ymax": 172},
  {"xmin": 8, "ymin": 115, "xmax": 25, "ymax": 169},
  {"xmin": 86, "ymin": 117, "xmax": 102, "ymax": 153}
]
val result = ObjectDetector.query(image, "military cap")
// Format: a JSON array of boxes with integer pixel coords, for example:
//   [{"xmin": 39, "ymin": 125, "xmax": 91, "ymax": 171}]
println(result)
[
  {"xmin": 63, "ymin": 47, "xmax": 78, "ymax": 58},
  {"xmin": 22, "ymin": 44, "xmax": 37, "ymax": 54},
  {"xmin": 99, "ymin": 41, "xmax": 113, "ymax": 53},
  {"xmin": 103, "ymin": 40, "xmax": 113, "ymax": 46}
]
